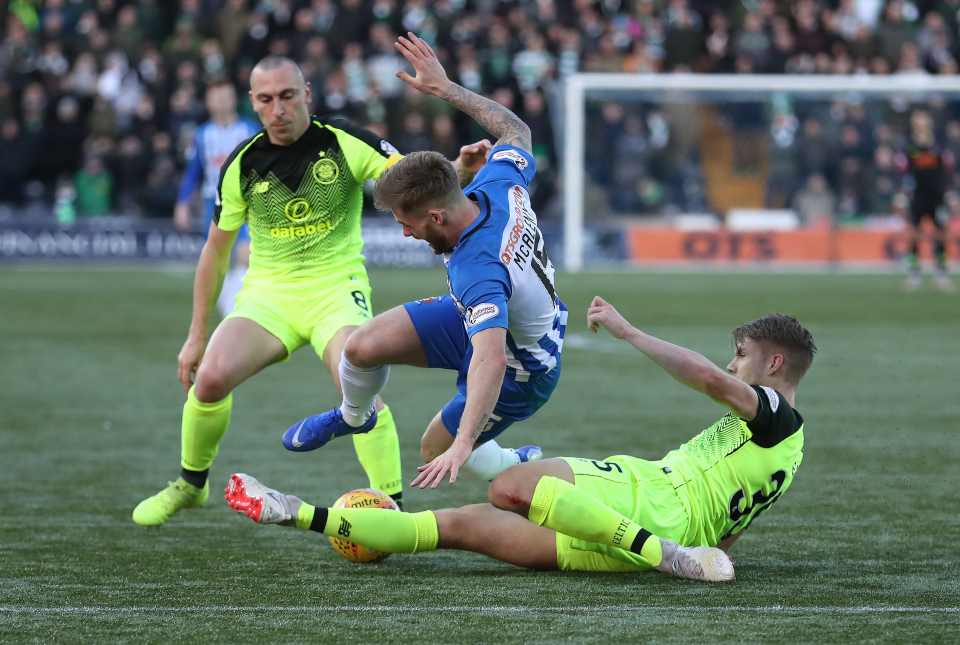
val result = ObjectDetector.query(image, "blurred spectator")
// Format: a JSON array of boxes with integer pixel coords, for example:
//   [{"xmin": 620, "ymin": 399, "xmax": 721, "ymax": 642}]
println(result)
[
  {"xmin": 114, "ymin": 134, "xmax": 151, "ymax": 212},
  {"xmin": 766, "ymin": 112, "xmax": 801, "ymax": 208},
  {"xmin": 876, "ymin": 0, "xmax": 917, "ymax": 65},
  {"xmin": 218, "ymin": 0, "xmax": 250, "ymax": 63},
  {"xmin": 87, "ymin": 95, "xmax": 119, "ymax": 139},
  {"xmin": 40, "ymin": 96, "xmax": 87, "ymax": 183},
  {"xmin": 455, "ymin": 44, "xmax": 483, "ymax": 94},
  {"xmin": 137, "ymin": 0, "xmax": 169, "ymax": 46},
  {"xmin": 793, "ymin": 0, "xmax": 832, "ymax": 56},
  {"xmin": 896, "ymin": 42, "xmax": 929, "ymax": 75},
  {"xmin": 662, "ymin": 0, "xmax": 704, "ymax": 70},
  {"xmin": 0, "ymin": 17, "xmax": 39, "ymax": 80},
  {"xmin": 164, "ymin": 16, "xmax": 202, "ymax": 70},
  {"xmin": 395, "ymin": 112, "xmax": 430, "ymax": 153},
  {"xmin": 430, "ymin": 114, "xmax": 460, "ymax": 160},
  {"xmin": 0, "ymin": 82, "xmax": 14, "ymax": 120},
  {"xmin": 37, "ymin": 42, "xmax": 70, "ymax": 83},
  {"xmin": 792, "ymin": 173, "xmax": 837, "ymax": 226},
  {"xmin": 798, "ymin": 116, "xmax": 839, "ymax": 184},
  {"xmin": 0, "ymin": 0, "xmax": 954, "ymax": 224},
  {"xmin": 113, "ymin": 5, "xmax": 143, "ymax": 64},
  {"xmin": 75, "ymin": 155, "xmax": 114, "ymax": 216},
  {"xmin": 611, "ymin": 115, "xmax": 650, "ymax": 212},
  {"xmin": 727, "ymin": 57, "xmax": 765, "ymax": 173},
  {"xmin": 0, "ymin": 119, "xmax": 37, "ymax": 206},
  {"xmin": 328, "ymin": 0, "xmax": 371, "ymax": 53},
  {"xmin": 200, "ymin": 40, "xmax": 227, "ymax": 82},
  {"xmin": 734, "ymin": 13, "xmax": 772, "ymax": 72},
  {"xmin": 342, "ymin": 42, "xmax": 370, "ymax": 103},
  {"xmin": 482, "ymin": 21, "xmax": 515, "ymax": 91},
  {"xmin": 142, "ymin": 154, "xmax": 180, "ymax": 218},
  {"xmin": 584, "ymin": 33, "xmax": 625, "ymax": 73},
  {"xmin": 513, "ymin": 33, "xmax": 553, "ymax": 91},
  {"xmin": 21, "ymin": 82, "xmax": 48, "ymax": 135},
  {"xmin": 863, "ymin": 145, "xmax": 900, "ymax": 214}
]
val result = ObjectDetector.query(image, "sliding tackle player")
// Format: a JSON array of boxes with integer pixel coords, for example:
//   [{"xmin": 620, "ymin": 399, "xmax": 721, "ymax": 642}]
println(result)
[{"xmin": 226, "ymin": 300, "xmax": 816, "ymax": 581}]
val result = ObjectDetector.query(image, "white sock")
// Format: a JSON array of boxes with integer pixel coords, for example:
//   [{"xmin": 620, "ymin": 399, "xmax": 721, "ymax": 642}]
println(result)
[
  {"xmin": 339, "ymin": 351, "xmax": 390, "ymax": 427},
  {"xmin": 460, "ymin": 440, "xmax": 521, "ymax": 481},
  {"xmin": 217, "ymin": 266, "xmax": 245, "ymax": 317}
]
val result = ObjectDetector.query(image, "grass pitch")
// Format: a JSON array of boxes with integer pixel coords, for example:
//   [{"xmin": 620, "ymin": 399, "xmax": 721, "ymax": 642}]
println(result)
[{"xmin": 1, "ymin": 266, "xmax": 958, "ymax": 644}]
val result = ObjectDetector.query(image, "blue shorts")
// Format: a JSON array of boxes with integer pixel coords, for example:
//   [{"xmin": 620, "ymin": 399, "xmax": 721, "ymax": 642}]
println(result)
[
  {"xmin": 203, "ymin": 197, "xmax": 250, "ymax": 243},
  {"xmin": 403, "ymin": 295, "xmax": 560, "ymax": 444}
]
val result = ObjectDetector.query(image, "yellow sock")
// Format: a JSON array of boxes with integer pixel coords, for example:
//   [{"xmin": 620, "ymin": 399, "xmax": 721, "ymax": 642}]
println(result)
[
  {"xmin": 299, "ymin": 503, "xmax": 438, "ymax": 554},
  {"xmin": 529, "ymin": 476, "xmax": 663, "ymax": 566},
  {"xmin": 352, "ymin": 404, "xmax": 402, "ymax": 498},
  {"xmin": 296, "ymin": 502, "xmax": 315, "ymax": 530},
  {"xmin": 180, "ymin": 386, "xmax": 232, "ymax": 472}
]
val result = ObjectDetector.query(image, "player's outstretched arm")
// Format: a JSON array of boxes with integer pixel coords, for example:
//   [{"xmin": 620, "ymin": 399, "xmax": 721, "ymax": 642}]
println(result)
[
  {"xmin": 412, "ymin": 327, "xmax": 508, "ymax": 488},
  {"xmin": 178, "ymin": 224, "xmax": 238, "ymax": 392},
  {"xmin": 395, "ymin": 33, "xmax": 532, "ymax": 153},
  {"xmin": 587, "ymin": 296, "xmax": 759, "ymax": 420}
]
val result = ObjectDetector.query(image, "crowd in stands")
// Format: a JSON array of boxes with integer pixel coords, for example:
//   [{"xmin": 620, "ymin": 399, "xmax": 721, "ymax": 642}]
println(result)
[{"xmin": 0, "ymin": 0, "xmax": 958, "ymax": 222}]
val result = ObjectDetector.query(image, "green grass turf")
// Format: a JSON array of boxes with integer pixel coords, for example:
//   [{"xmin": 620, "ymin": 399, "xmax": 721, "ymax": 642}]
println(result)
[{"xmin": 1, "ymin": 266, "xmax": 958, "ymax": 643}]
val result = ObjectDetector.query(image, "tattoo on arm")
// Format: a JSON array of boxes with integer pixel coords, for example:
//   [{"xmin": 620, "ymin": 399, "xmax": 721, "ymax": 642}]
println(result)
[
  {"xmin": 441, "ymin": 83, "xmax": 532, "ymax": 153},
  {"xmin": 453, "ymin": 158, "xmax": 474, "ymax": 189},
  {"xmin": 469, "ymin": 413, "xmax": 490, "ymax": 444}
]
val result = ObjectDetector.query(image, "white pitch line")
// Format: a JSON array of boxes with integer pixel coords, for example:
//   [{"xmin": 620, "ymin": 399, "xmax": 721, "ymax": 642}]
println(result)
[
  {"xmin": 562, "ymin": 333, "xmax": 627, "ymax": 354},
  {"xmin": 1, "ymin": 606, "xmax": 957, "ymax": 614}
]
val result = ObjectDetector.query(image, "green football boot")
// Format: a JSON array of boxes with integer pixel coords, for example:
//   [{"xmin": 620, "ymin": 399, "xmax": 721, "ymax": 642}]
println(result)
[{"xmin": 132, "ymin": 478, "xmax": 210, "ymax": 526}]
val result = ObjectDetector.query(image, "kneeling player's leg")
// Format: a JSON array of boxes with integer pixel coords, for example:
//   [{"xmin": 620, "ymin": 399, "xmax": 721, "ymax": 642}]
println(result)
[
  {"xmin": 488, "ymin": 459, "xmax": 666, "ymax": 567},
  {"xmin": 323, "ymin": 325, "xmax": 403, "ymax": 506},
  {"xmin": 434, "ymin": 504, "xmax": 558, "ymax": 570}
]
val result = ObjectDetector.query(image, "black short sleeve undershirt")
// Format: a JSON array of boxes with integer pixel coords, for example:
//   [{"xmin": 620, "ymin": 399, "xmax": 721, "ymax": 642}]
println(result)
[{"xmin": 745, "ymin": 384, "xmax": 804, "ymax": 448}]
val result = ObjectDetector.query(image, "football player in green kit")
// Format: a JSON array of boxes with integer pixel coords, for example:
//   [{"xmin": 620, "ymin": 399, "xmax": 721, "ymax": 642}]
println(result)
[
  {"xmin": 133, "ymin": 55, "xmax": 491, "ymax": 525},
  {"xmin": 225, "ymin": 299, "xmax": 816, "ymax": 582}
]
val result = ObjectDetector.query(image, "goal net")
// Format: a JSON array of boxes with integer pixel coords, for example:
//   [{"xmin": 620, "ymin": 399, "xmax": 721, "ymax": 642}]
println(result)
[{"xmin": 560, "ymin": 74, "xmax": 960, "ymax": 271}]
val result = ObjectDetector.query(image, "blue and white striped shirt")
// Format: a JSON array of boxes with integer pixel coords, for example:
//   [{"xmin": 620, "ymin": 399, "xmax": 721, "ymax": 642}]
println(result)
[{"xmin": 178, "ymin": 117, "xmax": 261, "ymax": 202}]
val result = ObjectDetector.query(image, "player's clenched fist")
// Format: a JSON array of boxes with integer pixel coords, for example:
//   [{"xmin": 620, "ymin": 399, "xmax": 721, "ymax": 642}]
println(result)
[
  {"xmin": 458, "ymin": 139, "xmax": 493, "ymax": 174},
  {"xmin": 177, "ymin": 334, "xmax": 206, "ymax": 392},
  {"xmin": 395, "ymin": 32, "xmax": 451, "ymax": 98},
  {"xmin": 587, "ymin": 296, "xmax": 634, "ymax": 340}
]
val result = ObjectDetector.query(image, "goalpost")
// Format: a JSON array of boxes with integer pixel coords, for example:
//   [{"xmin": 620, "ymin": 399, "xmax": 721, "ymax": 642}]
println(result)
[{"xmin": 562, "ymin": 74, "xmax": 960, "ymax": 272}]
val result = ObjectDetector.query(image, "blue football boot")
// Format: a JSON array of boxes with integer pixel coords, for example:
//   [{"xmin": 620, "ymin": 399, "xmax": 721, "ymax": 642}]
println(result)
[
  {"xmin": 282, "ymin": 408, "xmax": 378, "ymax": 452},
  {"xmin": 512, "ymin": 445, "xmax": 543, "ymax": 463}
]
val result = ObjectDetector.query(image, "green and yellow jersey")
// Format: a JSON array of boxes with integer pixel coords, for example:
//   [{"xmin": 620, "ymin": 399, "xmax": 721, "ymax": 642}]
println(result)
[
  {"xmin": 652, "ymin": 385, "xmax": 804, "ymax": 547},
  {"xmin": 213, "ymin": 116, "xmax": 402, "ymax": 286}
]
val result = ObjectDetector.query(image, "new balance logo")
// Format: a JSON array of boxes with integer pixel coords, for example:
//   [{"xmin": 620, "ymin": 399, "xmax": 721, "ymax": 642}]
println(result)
[
  {"xmin": 338, "ymin": 518, "xmax": 352, "ymax": 537},
  {"xmin": 252, "ymin": 181, "xmax": 270, "ymax": 193}
]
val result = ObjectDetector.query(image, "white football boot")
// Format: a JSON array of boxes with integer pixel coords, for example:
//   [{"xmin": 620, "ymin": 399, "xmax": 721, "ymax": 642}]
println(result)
[
  {"xmin": 225, "ymin": 473, "xmax": 301, "ymax": 526},
  {"xmin": 654, "ymin": 539, "xmax": 736, "ymax": 582}
]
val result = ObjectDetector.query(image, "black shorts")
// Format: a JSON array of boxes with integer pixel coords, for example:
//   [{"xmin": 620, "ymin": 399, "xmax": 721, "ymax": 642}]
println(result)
[{"xmin": 910, "ymin": 197, "xmax": 946, "ymax": 228}]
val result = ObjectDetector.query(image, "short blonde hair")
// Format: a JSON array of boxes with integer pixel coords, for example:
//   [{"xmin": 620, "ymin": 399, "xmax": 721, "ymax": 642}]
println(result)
[{"xmin": 374, "ymin": 151, "xmax": 461, "ymax": 214}]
